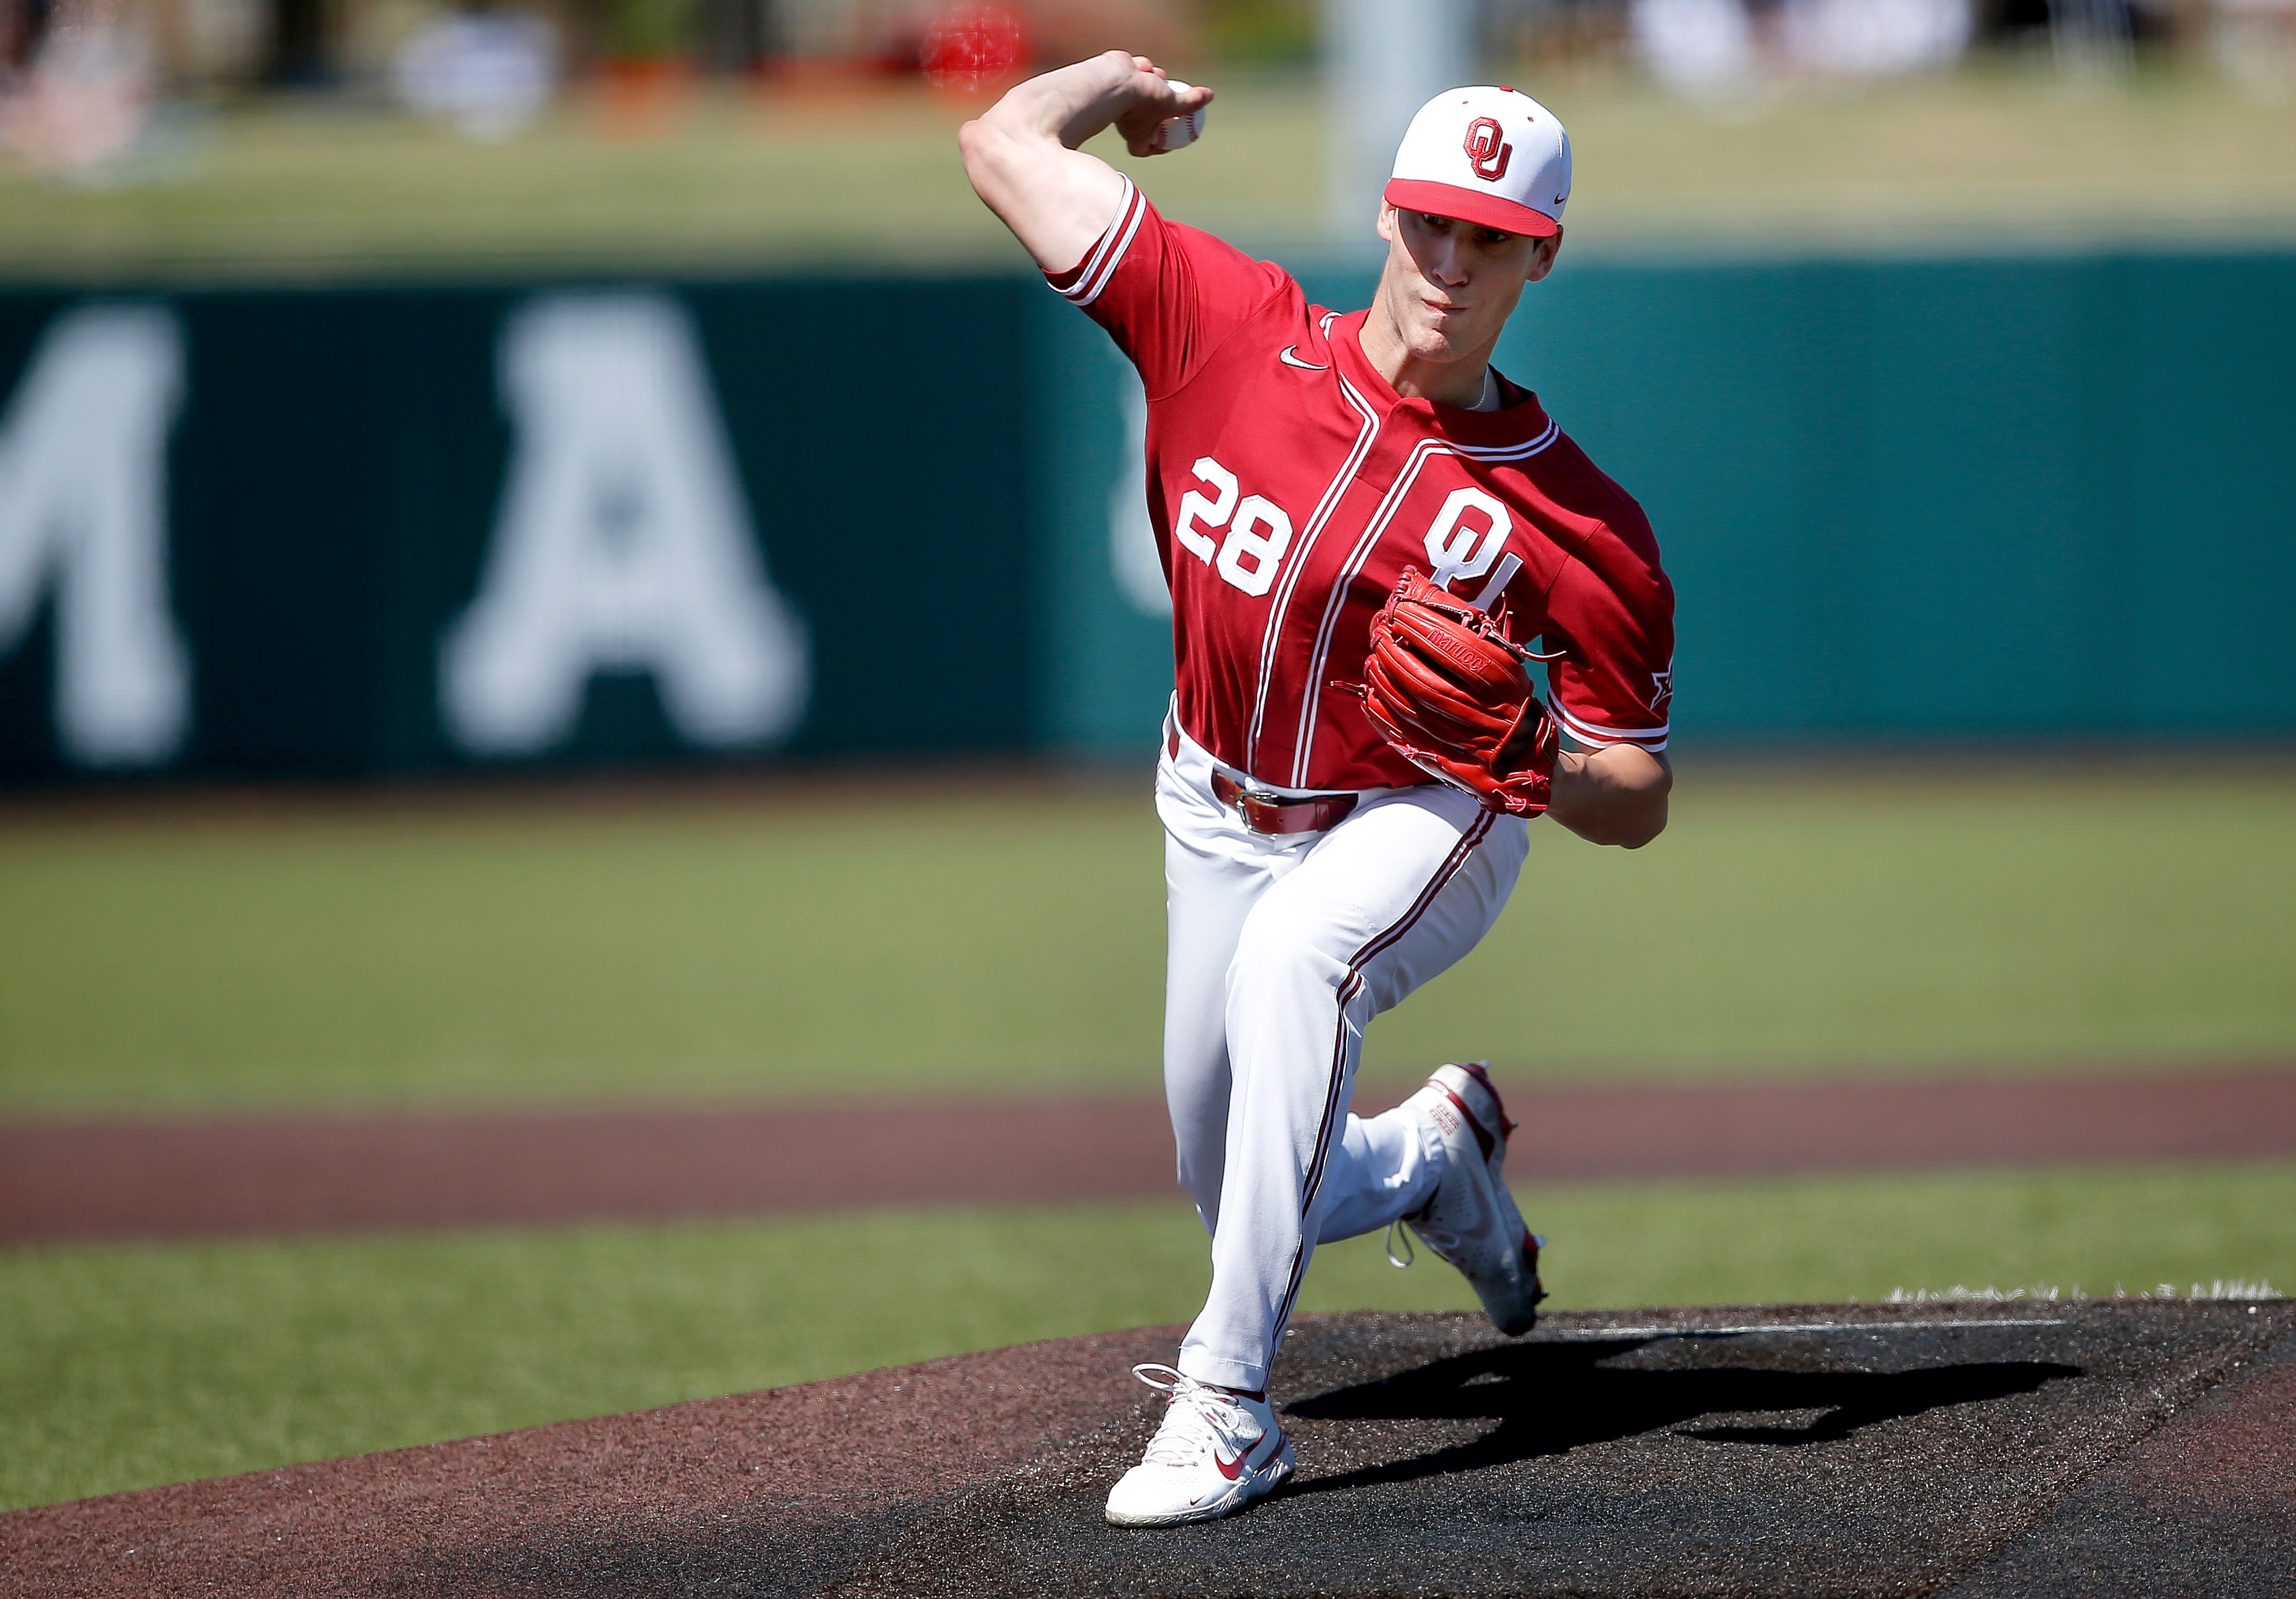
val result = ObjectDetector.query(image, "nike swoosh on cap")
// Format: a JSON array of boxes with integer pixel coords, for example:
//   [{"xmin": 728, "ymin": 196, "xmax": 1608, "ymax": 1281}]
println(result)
[{"xmin": 1278, "ymin": 346, "xmax": 1328, "ymax": 370}]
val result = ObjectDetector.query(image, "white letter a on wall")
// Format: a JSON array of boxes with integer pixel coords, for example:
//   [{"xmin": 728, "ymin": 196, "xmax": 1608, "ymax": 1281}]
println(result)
[
  {"xmin": 440, "ymin": 293, "xmax": 810, "ymax": 756},
  {"xmin": 0, "ymin": 303, "xmax": 190, "ymax": 767}
]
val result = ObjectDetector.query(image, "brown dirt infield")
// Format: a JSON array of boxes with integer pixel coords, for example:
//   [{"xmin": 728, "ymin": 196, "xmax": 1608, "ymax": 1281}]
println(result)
[
  {"xmin": 3, "ymin": 1301, "xmax": 2289, "ymax": 1598},
  {"xmin": 4, "ymin": 1067, "xmax": 2293, "ymax": 1245}
]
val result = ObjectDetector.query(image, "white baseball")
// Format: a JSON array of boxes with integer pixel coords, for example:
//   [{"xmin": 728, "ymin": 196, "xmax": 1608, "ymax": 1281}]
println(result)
[{"xmin": 1150, "ymin": 80, "xmax": 1205, "ymax": 153}]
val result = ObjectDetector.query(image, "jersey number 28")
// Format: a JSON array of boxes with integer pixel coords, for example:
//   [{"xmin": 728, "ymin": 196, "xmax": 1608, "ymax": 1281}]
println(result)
[{"xmin": 1172, "ymin": 456, "xmax": 1295, "ymax": 599}]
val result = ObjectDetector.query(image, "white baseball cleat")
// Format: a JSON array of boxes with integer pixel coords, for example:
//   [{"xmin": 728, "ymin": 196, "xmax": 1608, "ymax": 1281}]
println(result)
[
  {"xmin": 1400, "ymin": 1062, "xmax": 1548, "ymax": 1337},
  {"xmin": 1103, "ymin": 1363, "xmax": 1295, "ymax": 1527}
]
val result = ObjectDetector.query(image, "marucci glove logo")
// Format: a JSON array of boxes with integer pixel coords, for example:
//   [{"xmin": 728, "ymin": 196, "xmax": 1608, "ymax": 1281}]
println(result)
[{"xmin": 1463, "ymin": 117, "xmax": 1511, "ymax": 182}]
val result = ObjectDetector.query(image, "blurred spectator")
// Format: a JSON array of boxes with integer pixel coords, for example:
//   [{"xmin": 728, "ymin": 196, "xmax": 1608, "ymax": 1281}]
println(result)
[
  {"xmin": 392, "ymin": 4, "xmax": 557, "ymax": 139},
  {"xmin": 695, "ymin": 0, "xmax": 772, "ymax": 74},
  {"xmin": 2210, "ymin": 0, "xmax": 2296, "ymax": 92},
  {"xmin": 268, "ymin": 0, "xmax": 358, "ymax": 83},
  {"xmin": 760, "ymin": 0, "xmax": 1181, "ymax": 83},
  {"xmin": 1487, "ymin": 0, "xmax": 1628, "ymax": 80},
  {"xmin": 1631, "ymin": 0, "xmax": 1978, "ymax": 91},
  {"xmin": 918, "ymin": 1, "xmax": 1024, "ymax": 91},
  {"xmin": 1777, "ymin": 0, "xmax": 1972, "ymax": 76},
  {"xmin": 1629, "ymin": 0, "xmax": 1757, "ymax": 93},
  {"xmin": 4, "ymin": 0, "xmax": 59, "ymax": 71},
  {"xmin": 0, "ymin": 0, "xmax": 156, "ymax": 176},
  {"xmin": 158, "ymin": 0, "xmax": 267, "ymax": 84},
  {"xmin": 974, "ymin": 0, "xmax": 1181, "ymax": 68},
  {"xmin": 2046, "ymin": 0, "xmax": 2134, "ymax": 74}
]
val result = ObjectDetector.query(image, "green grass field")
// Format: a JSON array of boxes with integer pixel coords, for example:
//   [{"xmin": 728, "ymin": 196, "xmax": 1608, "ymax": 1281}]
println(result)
[
  {"xmin": 4, "ymin": 1162, "xmax": 2287, "ymax": 1511},
  {"xmin": 3, "ymin": 68, "xmax": 2293, "ymax": 279},
  {"xmin": 2, "ymin": 766, "xmax": 2290, "ymax": 1114}
]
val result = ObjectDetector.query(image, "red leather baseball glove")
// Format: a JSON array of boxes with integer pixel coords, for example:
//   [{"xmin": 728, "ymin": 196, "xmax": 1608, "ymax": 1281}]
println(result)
[{"xmin": 1337, "ymin": 567, "xmax": 1560, "ymax": 816}]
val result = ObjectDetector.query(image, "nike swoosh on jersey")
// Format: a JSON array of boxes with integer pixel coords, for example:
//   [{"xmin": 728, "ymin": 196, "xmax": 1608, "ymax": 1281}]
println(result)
[{"xmin": 1277, "ymin": 347, "xmax": 1328, "ymax": 370}]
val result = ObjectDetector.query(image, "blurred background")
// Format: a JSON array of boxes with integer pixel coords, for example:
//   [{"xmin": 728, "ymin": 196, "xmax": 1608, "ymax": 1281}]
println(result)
[{"xmin": 2, "ymin": 0, "xmax": 2292, "ymax": 1517}]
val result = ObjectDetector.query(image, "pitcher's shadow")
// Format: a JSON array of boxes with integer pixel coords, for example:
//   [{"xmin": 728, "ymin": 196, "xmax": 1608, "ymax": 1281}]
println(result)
[{"xmin": 1280, "ymin": 1336, "xmax": 2080, "ymax": 1498}]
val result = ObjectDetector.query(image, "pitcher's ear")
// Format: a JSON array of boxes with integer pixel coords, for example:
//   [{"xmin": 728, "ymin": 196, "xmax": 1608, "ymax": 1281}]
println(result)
[{"xmin": 1527, "ymin": 229, "xmax": 1563, "ymax": 283}]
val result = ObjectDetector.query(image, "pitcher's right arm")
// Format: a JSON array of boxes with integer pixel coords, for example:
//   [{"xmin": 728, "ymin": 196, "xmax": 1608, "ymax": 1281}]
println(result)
[{"xmin": 958, "ymin": 52, "xmax": 1214, "ymax": 275}]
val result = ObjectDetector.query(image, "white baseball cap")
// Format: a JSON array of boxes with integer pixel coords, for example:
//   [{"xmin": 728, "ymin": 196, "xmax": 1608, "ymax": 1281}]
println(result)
[{"xmin": 1385, "ymin": 85, "xmax": 1571, "ymax": 239}]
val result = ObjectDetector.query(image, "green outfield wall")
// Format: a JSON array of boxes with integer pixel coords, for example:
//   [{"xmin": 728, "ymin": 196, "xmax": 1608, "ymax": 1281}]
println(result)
[{"xmin": 2, "ymin": 249, "xmax": 2290, "ymax": 782}]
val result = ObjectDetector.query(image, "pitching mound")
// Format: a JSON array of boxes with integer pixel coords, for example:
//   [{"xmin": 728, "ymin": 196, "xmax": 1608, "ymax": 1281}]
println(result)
[{"xmin": 7, "ymin": 1302, "xmax": 2291, "ymax": 1598}]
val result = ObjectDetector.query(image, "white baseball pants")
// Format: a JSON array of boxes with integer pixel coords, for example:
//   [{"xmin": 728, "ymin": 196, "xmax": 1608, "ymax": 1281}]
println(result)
[{"xmin": 1156, "ymin": 716, "xmax": 1529, "ymax": 1393}]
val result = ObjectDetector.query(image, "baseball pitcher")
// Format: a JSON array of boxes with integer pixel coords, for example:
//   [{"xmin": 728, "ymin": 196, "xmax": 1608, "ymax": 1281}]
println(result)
[{"xmin": 961, "ymin": 53, "xmax": 1676, "ymax": 1526}]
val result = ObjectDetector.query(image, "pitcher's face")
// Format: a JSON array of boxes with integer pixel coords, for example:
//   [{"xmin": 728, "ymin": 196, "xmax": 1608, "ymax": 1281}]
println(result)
[{"xmin": 1374, "ymin": 204, "xmax": 1561, "ymax": 367}]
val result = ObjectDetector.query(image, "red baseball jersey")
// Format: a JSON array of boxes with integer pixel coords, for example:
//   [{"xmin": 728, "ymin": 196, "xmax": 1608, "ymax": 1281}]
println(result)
[{"xmin": 1052, "ymin": 177, "xmax": 1674, "ymax": 791}]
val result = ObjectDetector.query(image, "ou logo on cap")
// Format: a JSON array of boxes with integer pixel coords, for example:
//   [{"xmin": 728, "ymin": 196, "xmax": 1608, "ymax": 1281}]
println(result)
[{"xmin": 1463, "ymin": 117, "xmax": 1511, "ymax": 183}]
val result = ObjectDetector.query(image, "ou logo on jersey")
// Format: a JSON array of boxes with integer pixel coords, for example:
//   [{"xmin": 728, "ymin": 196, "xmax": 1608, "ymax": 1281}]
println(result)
[
  {"xmin": 1463, "ymin": 117, "xmax": 1511, "ymax": 183},
  {"xmin": 1424, "ymin": 485, "xmax": 1520, "ymax": 606}
]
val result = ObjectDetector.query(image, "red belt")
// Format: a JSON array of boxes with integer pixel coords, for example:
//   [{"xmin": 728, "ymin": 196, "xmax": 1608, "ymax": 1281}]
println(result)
[{"xmin": 1210, "ymin": 770, "xmax": 1359, "ymax": 835}]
